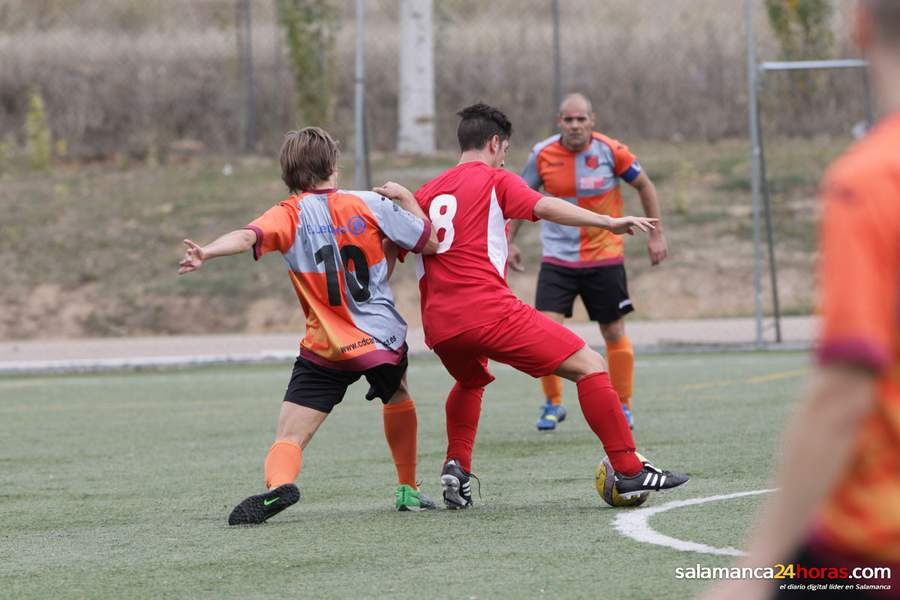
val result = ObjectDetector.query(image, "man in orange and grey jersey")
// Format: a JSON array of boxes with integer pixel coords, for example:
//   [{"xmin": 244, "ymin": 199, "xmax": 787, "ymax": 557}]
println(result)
[
  {"xmin": 510, "ymin": 93, "xmax": 666, "ymax": 431},
  {"xmin": 178, "ymin": 127, "xmax": 439, "ymax": 524},
  {"xmin": 700, "ymin": 1, "xmax": 900, "ymax": 598}
]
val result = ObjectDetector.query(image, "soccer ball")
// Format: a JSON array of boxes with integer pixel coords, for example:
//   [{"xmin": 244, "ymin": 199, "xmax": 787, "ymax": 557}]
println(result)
[{"xmin": 595, "ymin": 453, "xmax": 650, "ymax": 508}]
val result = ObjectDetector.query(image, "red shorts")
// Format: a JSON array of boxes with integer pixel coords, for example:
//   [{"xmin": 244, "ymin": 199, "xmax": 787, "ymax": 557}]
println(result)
[{"xmin": 432, "ymin": 300, "xmax": 585, "ymax": 388}]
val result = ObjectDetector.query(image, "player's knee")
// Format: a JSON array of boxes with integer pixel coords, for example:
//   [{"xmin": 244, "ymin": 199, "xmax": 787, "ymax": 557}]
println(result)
[
  {"xmin": 386, "ymin": 387, "xmax": 411, "ymax": 405},
  {"xmin": 385, "ymin": 376, "xmax": 411, "ymax": 405},
  {"xmin": 600, "ymin": 320, "xmax": 625, "ymax": 343},
  {"xmin": 556, "ymin": 346, "xmax": 606, "ymax": 381},
  {"xmin": 579, "ymin": 347, "xmax": 607, "ymax": 376}
]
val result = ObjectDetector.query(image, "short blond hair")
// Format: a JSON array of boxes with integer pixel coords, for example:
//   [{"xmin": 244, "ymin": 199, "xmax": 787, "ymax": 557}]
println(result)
[{"xmin": 280, "ymin": 127, "xmax": 339, "ymax": 193}]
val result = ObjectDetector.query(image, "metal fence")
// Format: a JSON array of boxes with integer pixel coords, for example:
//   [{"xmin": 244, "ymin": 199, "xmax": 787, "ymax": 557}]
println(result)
[
  {"xmin": 1, "ymin": 0, "xmax": 873, "ymax": 344},
  {"xmin": 0, "ymin": 0, "xmax": 864, "ymax": 162}
]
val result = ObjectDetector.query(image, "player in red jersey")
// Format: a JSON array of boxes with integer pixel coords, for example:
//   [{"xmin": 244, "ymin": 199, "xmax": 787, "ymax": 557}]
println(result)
[
  {"xmin": 701, "ymin": 2, "xmax": 900, "ymax": 598},
  {"xmin": 376, "ymin": 103, "xmax": 689, "ymax": 509},
  {"xmin": 179, "ymin": 127, "xmax": 439, "ymax": 523}
]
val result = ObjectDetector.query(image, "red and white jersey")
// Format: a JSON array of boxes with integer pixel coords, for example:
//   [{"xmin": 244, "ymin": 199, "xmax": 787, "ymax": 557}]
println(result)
[{"xmin": 414, "ymin": 161, "xmax": 542, "ymax": 347}]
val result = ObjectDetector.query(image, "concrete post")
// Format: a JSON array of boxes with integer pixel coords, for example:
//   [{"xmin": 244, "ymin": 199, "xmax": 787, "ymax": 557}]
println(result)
[{"xmin": 398, "ymin": 0, "xmax": 435, "ymax": 155}]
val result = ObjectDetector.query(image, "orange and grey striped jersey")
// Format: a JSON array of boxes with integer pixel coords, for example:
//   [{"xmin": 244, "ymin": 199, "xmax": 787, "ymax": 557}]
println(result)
[
  {"xmin": 245, "ymin": 189, "xmax": 430, "ymax": 370},
  {"xmin": 521, "ymin": 132, "xmax": 641, "ymax": 268},
  {"xmin": 812, "ymin": 112, "xmax": 900, "ymax": 562}
]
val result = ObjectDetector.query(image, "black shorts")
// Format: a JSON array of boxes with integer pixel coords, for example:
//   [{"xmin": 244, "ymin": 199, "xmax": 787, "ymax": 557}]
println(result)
[
  {"xmin": 534, "ymin": 262, "xmax": 634, "ymax": 324},
  {"xmin": 283, "ymin": 347, "xmax": 408, "ymax": 413}
]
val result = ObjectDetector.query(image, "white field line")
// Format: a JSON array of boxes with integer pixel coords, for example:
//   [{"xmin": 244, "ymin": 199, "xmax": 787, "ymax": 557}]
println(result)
[{"xmin": 613, "ymin": 489, "xmax": 776, "ymax": 556}]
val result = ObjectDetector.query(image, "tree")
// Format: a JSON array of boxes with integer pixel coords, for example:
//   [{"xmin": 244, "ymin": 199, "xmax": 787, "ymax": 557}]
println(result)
[
  {"xmin": 276, "ymin": 0, "xmax": 338, "ymax": 126},
  {"xmin": 765, "ymin": 0, "xmax": 834, "ymax": 60},
  {"xmin": 26, "ymin": 90, "xmax": 52, "ymax": 171},
  {"xmin": 764, "ymin": 0, "xmax": 835, "ymax": 134}
]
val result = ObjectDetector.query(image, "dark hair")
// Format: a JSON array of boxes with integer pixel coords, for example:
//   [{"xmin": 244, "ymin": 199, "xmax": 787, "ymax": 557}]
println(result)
[
  {"xmin": 280, "ymin": 127, "xmax": 339, "ymax": 193},
  {"xmin": 867, "ymin": 0, "xmax": 900, "ymax": 44},
  {"xmin": 456, "ymin": 103, "xmax": 513, "ymax": 151}
]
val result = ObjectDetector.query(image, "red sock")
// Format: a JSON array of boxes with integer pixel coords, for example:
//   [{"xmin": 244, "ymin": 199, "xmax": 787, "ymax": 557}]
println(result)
[
  {"xmin": 445, "ymin": 383, "xmax": 483, "ymax": 473},
  {"xmin": 383, "ymin": 398, "xmax": 418, "ymax": 487},
  {"xmin": 576, "ymin": 372, "xmax": 642, "ymax": 476},
  {"xmin": 264, "ymin": 439, "xmax": 302, "ymax": 489}
]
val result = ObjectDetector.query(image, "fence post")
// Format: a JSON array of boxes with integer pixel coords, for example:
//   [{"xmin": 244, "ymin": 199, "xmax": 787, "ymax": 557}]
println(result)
[
  {"xmin": 272, "ymin": 0, "xmax": 286, "ymax": 134},
  {"xmin": 240, "ymin": 0, "xmax": 257, "ymax": 152},
  {"xmin": 354, "ymin": 0, "xmax": 368, "ymax": 189},
  {"xmin": 746, "ymin": 0, "xmax": 765, "ymax": 348},
  {"xmin": 552, "ymin": 0, "xmax": 561, "ymax": 116}
]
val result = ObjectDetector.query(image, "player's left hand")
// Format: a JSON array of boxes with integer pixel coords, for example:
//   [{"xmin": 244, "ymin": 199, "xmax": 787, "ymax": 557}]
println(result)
[
  {"xmin": 374, "ymin": 181, "xmax": 413, "ymax": 203},
  {"xmin": 648, "ymin": 230, "xmax": 667, "ymax": 265}
]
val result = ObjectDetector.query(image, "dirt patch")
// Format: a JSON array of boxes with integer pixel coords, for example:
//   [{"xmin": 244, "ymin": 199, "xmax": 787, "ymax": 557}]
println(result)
[{"xmin": 0, "ymin": 141, "xmax": 836, "ymax": 341}]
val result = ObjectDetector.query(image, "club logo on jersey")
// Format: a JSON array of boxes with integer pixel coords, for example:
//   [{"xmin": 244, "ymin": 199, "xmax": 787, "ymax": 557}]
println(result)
[
  {"xmin": 348, "ymin": 216, "xmax": 367, "ymax": 235},
  {"xmin": 585, "ymin": 155, "xmax": 600, "ymax": 169},
  {"xmin": 304, "ymin": 216, "xmax": 367, "ymax": 237}
]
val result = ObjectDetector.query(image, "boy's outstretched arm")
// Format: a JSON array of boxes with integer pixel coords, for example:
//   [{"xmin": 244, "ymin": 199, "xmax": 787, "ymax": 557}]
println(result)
[{"xmin": 178, "ymin": 229, "xmax": 258, "ymax": 274}]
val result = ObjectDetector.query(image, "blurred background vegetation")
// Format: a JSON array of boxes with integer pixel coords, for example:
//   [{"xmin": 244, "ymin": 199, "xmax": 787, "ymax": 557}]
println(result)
[{"xmin": 0, "ymin": 1, "xmax": 866, "ymax": 339}]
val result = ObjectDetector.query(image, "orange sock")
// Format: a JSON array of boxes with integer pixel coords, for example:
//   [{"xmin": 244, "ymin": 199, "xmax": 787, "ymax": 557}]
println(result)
[
  {"xmin": 383, "ymin": 398, "xmax": 418, "ymax": 487},
  {"xmin": 541, "ymin": 375, "xmax": 564, "ymax": 406},
  {"xmin": 264, "ymin": 439, "xmax": 302, "ymax": 489},
  {"xmin": 606, "ymin": 336, "xmax": 634, "ymax": 410}
]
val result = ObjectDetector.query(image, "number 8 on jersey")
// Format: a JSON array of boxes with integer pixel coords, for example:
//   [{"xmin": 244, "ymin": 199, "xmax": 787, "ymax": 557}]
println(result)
[{"xmin": 430, "ymin": 194, "xmax": 457, "ymax": 253}]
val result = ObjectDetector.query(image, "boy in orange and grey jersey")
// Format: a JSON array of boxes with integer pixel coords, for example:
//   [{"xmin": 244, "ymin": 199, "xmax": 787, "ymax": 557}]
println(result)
[
  {"xmin": 512, "ymin": 93, "xmax": 666, "ymax": 431},
  {"xmin": 700, "ymin": 1, "xmax": 900, "ymax": 598},
  {"xmin": 178, "ymin": 127, "xmax": 439, "ymax": 523}
]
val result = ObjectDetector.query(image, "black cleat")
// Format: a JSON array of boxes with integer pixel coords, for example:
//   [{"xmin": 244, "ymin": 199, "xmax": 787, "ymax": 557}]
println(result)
[
  {"xmin": 228, "ymin": 483, "xmax": 300, "ymax": 525},
  {"xmin": 440, "ymin": 459, "xmax": 474, "ymax": 509},
  {"xmin": 614, "ymin": 462, "xmax": 689, "ymax": 499}
]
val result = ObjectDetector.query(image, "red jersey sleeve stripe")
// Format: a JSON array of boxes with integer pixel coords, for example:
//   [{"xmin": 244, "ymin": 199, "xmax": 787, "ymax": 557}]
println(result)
[
  {"xmin": 244, "ymin": 225, "xmax": 264, "ymax": 261},
  {"xmin": 815, "ymin": 338, "xmax": 891, "ymax": 373},
  {"xmin": 411, "ymin": 220, "xmax": 432, "ymax": 254}
]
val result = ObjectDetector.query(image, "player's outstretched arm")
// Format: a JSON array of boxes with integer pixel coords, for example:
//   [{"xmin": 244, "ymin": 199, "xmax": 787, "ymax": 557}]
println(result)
[
  {"xmin": 533, "ymin": 196, "xmax": 657, "ymax": 235},
  {"xmin": 177, "ymin": 229, "xmax": 257, "ymax": 274}
]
